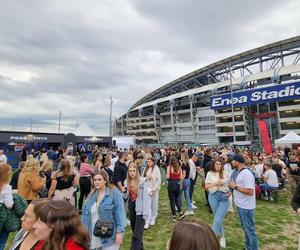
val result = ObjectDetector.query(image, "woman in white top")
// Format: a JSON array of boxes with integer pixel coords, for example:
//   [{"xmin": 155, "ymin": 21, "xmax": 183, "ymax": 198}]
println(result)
[
  {"xmin": 259, "ymin": 162, "xmax": 279, "ymax": 201},
  {"xmin": 205, "ymin": 159, "xmax": 230, "ymax": 248},
  {"xmin": 143, "ymin": 157, "xmax": 161, "ymax": 229},
  {"xmin": 0, "ymin": 163, "xmax": 14, "ymax": 249}
]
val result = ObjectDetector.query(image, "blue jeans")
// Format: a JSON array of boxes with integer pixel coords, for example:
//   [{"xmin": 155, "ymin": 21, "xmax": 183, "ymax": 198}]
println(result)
[
  {"xmin": 208, "ymin": 191, "xmax": 229, "ymax": 237},
  {"xmin": 237, "ymin": 207, "xmax": 258, "ymax": 250},
  {"xmin": 179, "ymin": 179, "xmax": 192, "ymax": 211},
  {"xmin": 259, "ymin": 183, "xmax": 278, "ymax": 197},
  {"xmin": 0, "ymin": 230, "xmax": 9, "ymax": 249},
  {"xmin": 259, "ymin": 183, "xmax": 278, "ymax": 190}
]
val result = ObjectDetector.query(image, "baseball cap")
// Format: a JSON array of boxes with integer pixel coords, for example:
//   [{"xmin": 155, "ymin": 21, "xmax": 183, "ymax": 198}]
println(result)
[
  {"xmin": 194, "ymin": 151, "xmax": 202, "ymax": 158},
  {"xmin": 232, "ymin": 154, "xmax": 245, "ymax": 164}
]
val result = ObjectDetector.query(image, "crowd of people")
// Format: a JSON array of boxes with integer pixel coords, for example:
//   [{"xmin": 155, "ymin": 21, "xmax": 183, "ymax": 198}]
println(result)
[{"xmin": 0, "ymin": 143, "xmax": 299, "ymax": 249}]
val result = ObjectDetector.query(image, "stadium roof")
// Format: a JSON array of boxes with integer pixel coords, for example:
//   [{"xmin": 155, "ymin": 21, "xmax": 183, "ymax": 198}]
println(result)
[{"xmin": 130, "ymin": 36, "xmax": 300, "ymax": 110}]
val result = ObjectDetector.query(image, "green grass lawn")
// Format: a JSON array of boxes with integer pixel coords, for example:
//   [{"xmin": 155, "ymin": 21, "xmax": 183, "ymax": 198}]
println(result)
[
  {"xmin": 120, "ymin": 182, "xmax": 300, "ymax": 250},
  {"xmin": 5, "ymin": 180, "xmax": 300, "ymax": 250}
]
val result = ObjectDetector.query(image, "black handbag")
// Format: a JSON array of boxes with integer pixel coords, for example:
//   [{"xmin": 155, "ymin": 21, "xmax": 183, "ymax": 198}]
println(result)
[{"xmin": 93, "ymin": 220, "xmax": 114, "ymax": 237}]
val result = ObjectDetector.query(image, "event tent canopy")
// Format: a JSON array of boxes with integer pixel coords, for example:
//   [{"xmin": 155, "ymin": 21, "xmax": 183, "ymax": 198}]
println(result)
[
  {"xmin": 275, "ymin": 131, "xmax": 300, "ymax": 145},
  {"xmin": 73, "ymin": 123, "xmax": 96, "ymax": 136}
]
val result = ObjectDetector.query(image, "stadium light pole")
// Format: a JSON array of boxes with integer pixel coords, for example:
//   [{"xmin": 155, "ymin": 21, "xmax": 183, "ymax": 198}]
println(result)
[
  {"xmin": 229, "ymin": 63, "xmax": 236, "ymax": 144},
  {"xmin": 58, "ymin": 110, "xmax": 62, "ymax": 133},
  {"xmin": 109, "ymin": 96, "xmax": 113, "ymax": 137}
]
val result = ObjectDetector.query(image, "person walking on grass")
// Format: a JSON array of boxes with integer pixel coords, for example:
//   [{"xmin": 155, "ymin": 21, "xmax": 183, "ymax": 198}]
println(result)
[
  {"xmin": 143, "ymin": 157, "xmax": 161, "ymax": 229},
  {"xmin": 166, "ymin": 156, "xmax": 185, "ymax": 222},
  {"xmin": 78, "ymin": 154, "xmax": 94, "ymax": 212},
  {"xmin": 179, "ymin": 152, "xmax": 194, "ymax": 216},
  {"xmin": 126, "ymin": 162, "xmax": 150, "ymax": 250},
  {"xmin": 229, "ymin": 154, "xmax": 258, "ymax": 250},
  {"xmin": 205, "ymin": 159, "xmax": 230, "ymax": 248}
]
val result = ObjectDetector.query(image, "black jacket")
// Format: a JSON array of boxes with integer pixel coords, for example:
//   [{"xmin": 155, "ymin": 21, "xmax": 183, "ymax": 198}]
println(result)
[
  {"xmin": 112, "ymin": 160, "xmax": 127, "ymax": 187},
  {"xmin": 291, "ymin": 183, "xmax": 300, "ymax": 212}
]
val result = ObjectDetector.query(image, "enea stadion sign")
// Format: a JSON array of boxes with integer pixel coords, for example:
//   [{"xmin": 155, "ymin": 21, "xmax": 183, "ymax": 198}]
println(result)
[{"xmin": 210, "ymin": 81, "xmax": 300, "ymax": 109}]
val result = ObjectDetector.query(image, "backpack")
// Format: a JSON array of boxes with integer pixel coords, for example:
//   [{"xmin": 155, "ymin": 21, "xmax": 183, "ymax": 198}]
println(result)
[
  {"xmin": 231, "ymin": 167, "xmax": 259, "ymax": 182},
  {"xmin": 3, "ymin": 193, "xmax": 28, "ymax": 232}
]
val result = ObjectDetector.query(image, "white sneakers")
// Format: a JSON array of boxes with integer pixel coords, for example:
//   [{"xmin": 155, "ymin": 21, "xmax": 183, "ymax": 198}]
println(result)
[
  {"xmin": 144, "ymin": 219, "xmax": 155, "ymax": 229},
  {"xmin": 149, "ymin": 219, "xmax": 155, "ymax": 226},
  {"xmin": 191, "ymin": 203, "xmax": 197, "ymax": 209},
  {"xmin": 185, "ymin": 210, "xmax": 194, "ymax": 215},
  {"xmin": 220, "ymin": 236, "xmax": 226, "ymax": 248}
]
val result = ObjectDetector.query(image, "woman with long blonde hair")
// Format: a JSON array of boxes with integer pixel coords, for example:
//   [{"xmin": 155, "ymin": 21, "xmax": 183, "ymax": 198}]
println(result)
[
  {"xmin": 126, "ymin": 162, "xmax": 150, "ymax": 250},
  {"xmin": 18, "ymin": 157, "xmax": 45, "ymax": 203}
]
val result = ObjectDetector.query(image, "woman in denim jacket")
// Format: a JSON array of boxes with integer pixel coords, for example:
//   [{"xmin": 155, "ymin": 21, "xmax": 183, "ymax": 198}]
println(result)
[{"xmin": 82, "ymin": 170, "xmax": 125, "ymax": 250}]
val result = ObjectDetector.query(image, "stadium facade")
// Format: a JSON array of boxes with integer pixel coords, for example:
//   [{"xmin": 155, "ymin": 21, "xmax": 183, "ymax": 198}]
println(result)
[{"xmin": 114, "ymin": 36, "xmax": 300, "ymax": 149}]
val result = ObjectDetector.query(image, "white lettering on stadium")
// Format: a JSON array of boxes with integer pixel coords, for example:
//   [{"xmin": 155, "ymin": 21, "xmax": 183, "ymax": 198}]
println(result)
[
  {"xmin": 10, "ymin": 136, "xmax": 48, "ymax": 141},
  {"xmin": 251, "ymin": 85, "xmax": 300, "ymax": 101},
  {"xmin": 211, "ymin": 84, "xmax": 300, "ymax": 108}
]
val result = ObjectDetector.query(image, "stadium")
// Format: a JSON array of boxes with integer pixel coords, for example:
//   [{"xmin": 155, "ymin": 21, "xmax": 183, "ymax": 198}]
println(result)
[{"xmin": 114, "ymin": 36, "xmax": 300, "ymax": 149}]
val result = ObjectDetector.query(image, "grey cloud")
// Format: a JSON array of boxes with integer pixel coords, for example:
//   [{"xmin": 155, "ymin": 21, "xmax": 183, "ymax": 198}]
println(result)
[{"xmin": 0, "ymin": 0, "xmax": 299, "ymax": 134}]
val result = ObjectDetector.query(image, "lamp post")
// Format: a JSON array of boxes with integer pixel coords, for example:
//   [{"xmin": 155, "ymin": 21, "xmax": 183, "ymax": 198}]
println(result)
[
  {"xmin": 58, "ymin": 110, "xmax": 62, "ymax": 133},
  {"xmin": 109, "ymin": 96, "xmax": 113, "ymax": 137}
]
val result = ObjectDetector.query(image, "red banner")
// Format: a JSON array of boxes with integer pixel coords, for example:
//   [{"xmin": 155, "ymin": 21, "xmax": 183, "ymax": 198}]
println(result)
[{"xmin": 258, "ymin": 120, "xmax": 272, "ymax": 155}]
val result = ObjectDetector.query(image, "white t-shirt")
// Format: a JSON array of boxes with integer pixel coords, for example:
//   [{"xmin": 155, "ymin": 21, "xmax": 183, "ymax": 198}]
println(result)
[
  {"xmin": 224, "ymin": 163, "xmax": 233, "ymax": 177},
  {"xmin": 188, "ymin": 159, "xmax": 196, "ymax": 180},
  {"xmin": 109, "ymin": 157, "xmax": 118, "ymax": 171},
  {"xmin": 205, "ymin": 171, "xmax": 230, "ymax": 194},
  {"xmin": 263, "ymin": 169, "xmax": 279, "ymax": 188},
  {"xmin": 255, "ymin": 163, "xmax": 264, "ymax": 178},
  {"xmin": 145, "ymin": 165, "xmax": 161, "ymax": 192},
  {"xmin": 233, "ymin": 168, "xmax": 256, "ymax": 209},
  {"xmin": 0, "ymin": 154, "xmax": 7, "ymax": 164},
  {"xmin": 0, "ymin": 184, "xmax": 14, "ymax": 209}
]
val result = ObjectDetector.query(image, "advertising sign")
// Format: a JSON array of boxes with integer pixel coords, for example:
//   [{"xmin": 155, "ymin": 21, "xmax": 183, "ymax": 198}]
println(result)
[
  {"xmin": 14, "ymin": 143, "xmax": 26, "ymax": 153},
  {"xmin": 210, "ymin": 81, "xmax": 300, "ymax": 109}
]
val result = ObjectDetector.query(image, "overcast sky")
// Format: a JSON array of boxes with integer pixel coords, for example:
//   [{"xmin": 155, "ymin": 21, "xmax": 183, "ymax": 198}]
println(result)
[{"xmin": 0, "ymin": 0, "xmax": 299, "ymax": 135}]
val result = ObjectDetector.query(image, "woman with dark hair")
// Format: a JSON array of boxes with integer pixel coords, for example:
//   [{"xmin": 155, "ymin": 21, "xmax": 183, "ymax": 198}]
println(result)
[
  {"xmin": 10, "ymin": 198, "xmax": 50, "ymax": 250},
  {"xmin": 92, "ymin": 153, "xmax": 102, "ymax": 173},
  {"xmin": 81, "ymin": 170, "xmax": 125, "ymax": 250},
  {"xmin": 179, "ymin": 152, "xmax": 193, "ymax": 216},
  {"xmin": 143, "ymin": 157, "xmax": 161, "ymax": 229},
  {"xmin": 166, "ymin": 156, "xmax": 185, "ymax": 222},
  {"xmin": 101, "ymin": 157, "xmax": 114, "ymax": 182},
  {"xmin": 78, "ymin": 154, "xmax": 95, "ymax": 212},
  {"xmin": 167, "ymin": 220, "xmax": 220, "ymax": 250},
  {"xmin": 205, "ymin": 159, "xmax": 230, "ymax": 248},
  {"xmin": 48, "ymin": 160, "xmax": 79, "ymax": 206},
  {"xmin": 33, "ymin": 200, "xmax": 89, "ymax": 250}
]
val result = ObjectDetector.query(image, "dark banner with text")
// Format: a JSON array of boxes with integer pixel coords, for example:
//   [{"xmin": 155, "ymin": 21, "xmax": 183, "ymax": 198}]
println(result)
[{"xmin": 210, "ymin": 81, "xmax": 300, "ymax": 109}]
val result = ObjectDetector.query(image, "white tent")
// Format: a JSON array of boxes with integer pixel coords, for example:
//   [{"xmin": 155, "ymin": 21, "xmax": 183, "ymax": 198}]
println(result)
[
  {"xmin": 275, "ymin": 131, "xmax": 300, "ymax": 145},
  {"xmin": 73, "ymin": 123, "xmax": 96, "ymax": 136}
]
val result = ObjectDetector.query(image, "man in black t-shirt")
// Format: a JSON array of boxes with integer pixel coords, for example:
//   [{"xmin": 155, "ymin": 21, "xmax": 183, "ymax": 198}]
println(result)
[{"xmin": 112, "ymin": 152, "xmax": 128, "ymax": 192}]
